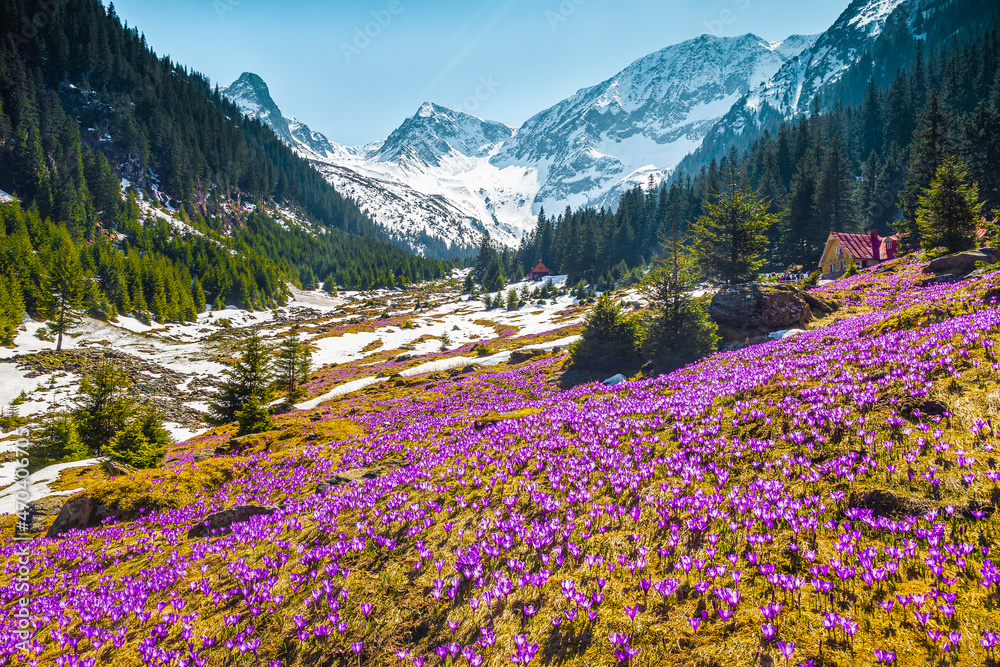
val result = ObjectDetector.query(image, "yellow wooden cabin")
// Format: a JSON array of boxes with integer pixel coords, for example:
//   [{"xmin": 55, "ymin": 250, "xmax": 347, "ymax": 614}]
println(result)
[{"xmin": 819, "ymin": 230, "xmax": 899, "ymax": 279}]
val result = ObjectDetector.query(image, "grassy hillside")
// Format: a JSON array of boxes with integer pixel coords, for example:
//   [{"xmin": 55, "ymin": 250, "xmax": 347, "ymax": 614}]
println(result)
[{"xmin": 4, "ymin": 256, "xmax": 1000, "ymax": 666}]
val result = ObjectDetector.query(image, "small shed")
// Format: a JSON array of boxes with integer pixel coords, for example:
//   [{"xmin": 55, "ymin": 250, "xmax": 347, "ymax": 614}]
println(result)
[{"xmin": 527, "ymin": 260, "xmax": 553, "ymax": 281}]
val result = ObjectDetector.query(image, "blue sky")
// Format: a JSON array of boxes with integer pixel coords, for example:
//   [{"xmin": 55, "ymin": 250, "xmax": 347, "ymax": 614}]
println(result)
[{"xmin": 108, "ymin": 0, "xmax": 849, "ymax": 145}]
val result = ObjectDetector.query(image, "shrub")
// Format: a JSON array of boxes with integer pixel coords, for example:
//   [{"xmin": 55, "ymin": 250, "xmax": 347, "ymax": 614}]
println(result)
[
  {"xmin": 569, "ymin": 294, "xmax": 642, "ymax": 374},
  {"xmin": 235, "ymin": 395, "xmax": 274, "ymax": 436},
  {"xmin": 638, "ymin": 259, "xmax": 719, "ymax": 372},
  {"xmin": 104, "ymin": 408, "xmax": 170, "ymax": 469}
]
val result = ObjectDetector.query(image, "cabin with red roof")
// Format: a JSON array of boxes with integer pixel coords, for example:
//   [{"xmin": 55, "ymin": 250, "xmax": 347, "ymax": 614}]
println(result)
[
  {"xmin": 527, "ymin": 260, "xmax": 553, "ymax": 281},
  {"xmin": 819, "ymin": 230, "xmax": 899, "ymax": 279}
]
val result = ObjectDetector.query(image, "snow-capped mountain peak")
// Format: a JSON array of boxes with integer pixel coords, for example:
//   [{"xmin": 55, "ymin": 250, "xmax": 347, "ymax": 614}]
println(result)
[
  {"xmin": 221, "ymin": 30, "xmax": 816, "ymax": 256},
  {"xmin": 220, "ymin": 72, "xmax": 293, "ymax": 144},
  {"xmin": 374, "ymin": 102, "xmax": 515, "ymax": 166},
  {"xmin": 490, "ymin": 31, "xmax": 817, "ymax": 212}
]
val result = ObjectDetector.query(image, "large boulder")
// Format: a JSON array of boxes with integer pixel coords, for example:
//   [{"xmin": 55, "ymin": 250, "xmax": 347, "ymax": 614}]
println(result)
[
  {"xmin": 45, "ymin": 495, "xmax": 115, "ymax": 538},
  {"xmin": 20, "ymin": 497, "xmax": 65, "ymax": 534},
  {"xmin": 709, "ymin": 282, "xmax": 814, "ymax": 337},
  {"xmin": 187, "ymin": 505, "xmax": 275, "ymax": 539},
  {"xmin": 924, "ymin": 249, "xmax": 999, "ymax": 277}
]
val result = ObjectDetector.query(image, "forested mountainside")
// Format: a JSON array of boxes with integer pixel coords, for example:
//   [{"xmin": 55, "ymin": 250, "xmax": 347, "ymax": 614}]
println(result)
[
  {"xmin": 496, "ymin": 15, "xmax": 1000, "ymax": 287},
  {"xmin": 0, "ymin": 0, "xmax": 449, "ymax": 336}
]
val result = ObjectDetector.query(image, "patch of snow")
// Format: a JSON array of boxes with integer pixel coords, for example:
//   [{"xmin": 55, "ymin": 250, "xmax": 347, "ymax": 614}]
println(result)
[{"xmin": 0, "ymin": 458, "xmax": 99, "ymax": 515}]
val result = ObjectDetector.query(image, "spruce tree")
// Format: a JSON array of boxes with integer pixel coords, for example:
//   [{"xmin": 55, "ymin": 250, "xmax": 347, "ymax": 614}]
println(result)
[
  {"xmin": 916, "ymin": 156, "xmax": 984, "ymax": 251},
  {"xmin": 692, "ymin": 167, "xmax": 779, "ymax": 285},
  {"xmin": 40, "ymin": 246, "xmax": 87, "ymax": 352},
  {"xmin": 640, "ymin": 205, "xmax": 719, "ymax": 371},
  {"xmin": 780, "ymin": 154, "xmax": 819, "ymax": 266},
  {"xmin": 0, "ymin": 271, "xmax": 24, "ymax": 345},
  {"xmin": 104, "ymin": 406, "xmax": 170, "ymax": 469},
  {"xmin": 812, "ymin": 133, "xmax": 856, "ymax": 234},
  {"xmin": 208, "ymin": 332, "xmax": 273, "ymax": 427},
  {"xmin": 569, "ymin": 294, "xmax": 641, "ymax": 374},
  {"xmin": 192, "ymin": 278, "xmax": 206, "ymax": 313},
  {"xmin": 75, "ymin": 363, "xmax": 133, "ymax": 456},
  {"xmin": 960, "ymin": 102, "xmax": 1000, "ymax": 208},
  {"xmin": 275, "ymin": 328, "xmax": 312, "ymax": 403},
  {"xmin": 898, "ymin": 91, "xmax": 951, "ymax": 249}
]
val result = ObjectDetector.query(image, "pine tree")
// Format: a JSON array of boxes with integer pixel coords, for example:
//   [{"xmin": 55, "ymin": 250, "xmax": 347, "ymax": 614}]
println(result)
[
  {"xmin": 855, "ymin": 150, "xmax": 882, "ymax": 232},
  {"xmin": 960, "ymin": 102, "xmax": 1000, "ymax": 208},
  {"xmin": 208, "ymin": 332, "xmax": 273, "ymax": 426},
  {"xmin": 104, "ymin": 406, "xmax": 170, "ymax": 468},
  {"xmin": 0, "ymin": 270, "xmax": 24, "ymax": 345},
  {"xmin": 898, "ymin": 91, "xmax": 951, "ymax": 249},
  {"xmin": 75, "ymin": 363, "xmax": 133, "ymax": 456},
  {"xmin": 812, "ymin": 133, "xmax": 856, "ymax": 235},
  {"xmin": 274, "ymin": 328, "xmax": 312, "ymax": 404},
  {"xmin": 192, "ymin": 278, "xmax": 206, "ymax": 313},
  {"xmin": 916, "ymin": 156, "xmax": 984, "ymax": 251},
  {"xmin": 481, "ymin": 255, "xmax": 505, "ymax": 293},
  {"xmin": 640, "ymin": 204, "xmax": 719, "ymax": 371},
  {"xmin": 692, "ymin": 167, "xmax": 779, "ymax": 285},
  {"xmin": 40, "ymin": 245, "xmax": 87, "ymax": 351},
  {"xmin": 30, "ymin": 411, "xmax": 89, "ymax": 466},
  {"xmin": 569, "ymin": 294, "xmax": 641, "ymax": 374},
  {"xmin": 505, "ymin": 288, "xmax": 518, "ymax": 311},
  {"xmin": 235, "ymin": 395, "xmax": 274, "ymax": 436},
  {"xmin": 780, "ymin": 154, "xmax": 819, "ymax": 266}
]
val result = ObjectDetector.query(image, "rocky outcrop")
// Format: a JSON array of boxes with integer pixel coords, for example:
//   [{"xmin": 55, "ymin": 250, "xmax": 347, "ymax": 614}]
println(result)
[
  {"xmin": 11, "ymin": 348, "xmax": 210, "ymax": 429},
  {"xmin": 187, "ymin": 505, "xmax": 275, "ymax": 539},
  {"xmin": 802, "ymin": 292, "xmax": 837, "ymax": 314},
  {"xmin": 46, "ymin": 495, "xmax": 115, "ymax": 538},
  {"xmin": 19, "ymin": 497, "xmax": 64, "ymax": 534},
  {"xmin": 923, "ymin": 249, "xmax": 999, "ymax": 278},
  {"xmin": 508, "ymin": 349, "xmax": 546, "ymax": 364},
  {"xmin": 709, "ymin": 282, "xmax": 815, "ymax": 339}
]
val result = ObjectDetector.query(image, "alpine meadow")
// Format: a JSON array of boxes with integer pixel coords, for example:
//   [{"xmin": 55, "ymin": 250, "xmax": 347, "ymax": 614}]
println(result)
[{"xmin": 4, "ymin": 0, "xmax": 1000, "ymax": 666}]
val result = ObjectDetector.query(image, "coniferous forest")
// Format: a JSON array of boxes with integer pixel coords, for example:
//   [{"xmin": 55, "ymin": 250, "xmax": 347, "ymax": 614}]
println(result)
[
  {"xmin": 0, "ymin": 0, "xmax": 449, "ymax": 338},
  {"xmin": 509, "ymin": 16, "xmax": 1000, "ymax": 285}
]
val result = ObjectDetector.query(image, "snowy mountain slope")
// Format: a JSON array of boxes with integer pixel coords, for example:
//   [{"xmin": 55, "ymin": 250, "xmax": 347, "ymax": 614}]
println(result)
[
  {"xmin": 491, "ymin": 33, "xmax": 817, "ymax": 213},
  {"xmin": 222, "ymin": 76, "xmax": 533, "ymax": 255},
  {"xmin": 673, "ymin": 0, "xmax": 931, "ymax": 177},
  {"xmin": 221, "ymin": 32, "xmax": 815, "ymax": 255}
]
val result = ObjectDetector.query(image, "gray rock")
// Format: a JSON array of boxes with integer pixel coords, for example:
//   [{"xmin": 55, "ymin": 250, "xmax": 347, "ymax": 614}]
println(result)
[
  {"xmin": 327, "ymin": 468, "xmax": 381, "ymax": 486},
  {"xmin": 602, "ymin": 373, "xmax": 627, "ymax": 386},
  {"xmin": 924, "ymin": 250, "xmax": 997, "ymax": 276},
  {"xmin": 709, "ymin": 282, "xmax": 813, "ymax": 336},
  {"xmin": 269, "ymin": 402, "xmax": 298, "ymax": 416},
  {"xmin": 508, "ymin": 349, "xmax": 546, "ymax": 364},
  {"xmin": 19, "ymin": 497, "xmax": 64, "ymax": 534},
  {"xmin": 187, "ymin": 505, "xmax": 275, "ymax": 539},
  {"xmin": 802, "ymin": 292, "xmax": 837, "ymax": 314},
  {"xmin": 213, "ymin": 434, "xmax": 254, "ymax": 457},
  {"xmin": 46, "ymin": 495, "xmax": 115, "ymax": 538}
]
